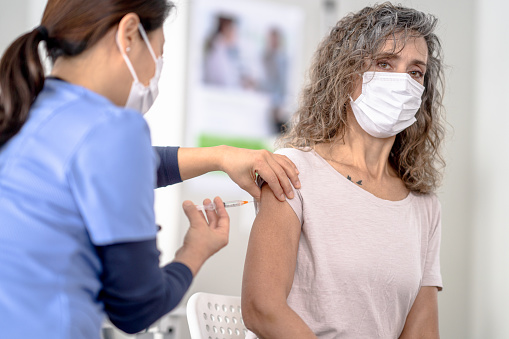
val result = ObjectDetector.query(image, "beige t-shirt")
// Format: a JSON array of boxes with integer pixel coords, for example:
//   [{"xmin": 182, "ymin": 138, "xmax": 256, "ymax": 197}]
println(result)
[{"xmin": 249, "ymin": 148, "xmax": 442, "ymax": 339}]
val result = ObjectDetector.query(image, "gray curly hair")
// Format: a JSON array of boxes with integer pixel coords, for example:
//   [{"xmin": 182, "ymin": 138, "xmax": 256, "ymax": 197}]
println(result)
[{"xmin": 278, "ymin": 2, "xmax": 445, "ymax": 194}]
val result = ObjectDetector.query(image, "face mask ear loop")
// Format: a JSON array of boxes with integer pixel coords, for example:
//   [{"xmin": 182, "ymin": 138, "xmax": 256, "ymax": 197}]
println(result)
[
  {"xmin": 350, "ymin": 72, "xmax": 365, "ymax": 103},
  {"xmin": 138, "ymin": 23, "xmax": 158, "ymax": 63},
  {"xmin": 116, "ymin": 30, "xmax": 140, "ymax": 83}
]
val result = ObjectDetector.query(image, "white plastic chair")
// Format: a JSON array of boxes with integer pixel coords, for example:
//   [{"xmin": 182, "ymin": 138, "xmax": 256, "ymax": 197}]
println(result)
[{"xmin": 186, "ymin": 292, "xmax": 248, "ymax": 339}]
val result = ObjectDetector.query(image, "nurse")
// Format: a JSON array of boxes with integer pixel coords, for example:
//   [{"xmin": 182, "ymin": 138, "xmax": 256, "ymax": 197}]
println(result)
[{"xmin": 0, "ymin": 0, "xmax": 299, "ymax": 338}]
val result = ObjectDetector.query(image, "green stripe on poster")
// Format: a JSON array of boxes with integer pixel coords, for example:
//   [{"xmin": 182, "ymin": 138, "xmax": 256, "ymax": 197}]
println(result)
[{"xmin": 198, "ymin": 134, "xmax": 270, "ymax": 150}]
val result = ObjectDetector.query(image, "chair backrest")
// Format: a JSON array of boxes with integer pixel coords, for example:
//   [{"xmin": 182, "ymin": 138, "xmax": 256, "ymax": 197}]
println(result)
[{"xmin": 186, "ymin": 292, "xmax": 248, "ymax": 339}]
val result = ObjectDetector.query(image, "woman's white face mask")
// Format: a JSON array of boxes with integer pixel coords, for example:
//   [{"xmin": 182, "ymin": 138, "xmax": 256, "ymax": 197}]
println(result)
[
  {"xmin": 350, "ymin": 71, "xmax": 425, "ymax": 138},
  {"xmin": 116, "ymin": 23, "xmax": 163, "ymax": 115}
]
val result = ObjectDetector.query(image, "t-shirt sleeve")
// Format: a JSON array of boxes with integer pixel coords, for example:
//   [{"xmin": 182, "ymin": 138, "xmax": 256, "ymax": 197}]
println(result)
[
  {"xmin": 421, "ymin": 197, "xmax": 443, "ymax": 290},
  {"xmin": 254, "ymin": 149, "xmax": 304, "ymax": 225},
  {"xmin": 154, "ymin": 146, "xmax": 182, "ymax": 188},
  {"xmin": 68, "ymin": 111, "xmax": 158, "ymax": 245}
]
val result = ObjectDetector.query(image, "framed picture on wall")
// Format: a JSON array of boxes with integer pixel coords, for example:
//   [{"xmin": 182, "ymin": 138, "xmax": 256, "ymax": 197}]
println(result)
[{"xmin": 186, "ymin": 0, "xmax": 304, "ymax": 150}]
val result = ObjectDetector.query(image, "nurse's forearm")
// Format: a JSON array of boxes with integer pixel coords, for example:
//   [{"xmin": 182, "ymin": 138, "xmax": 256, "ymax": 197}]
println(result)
[
  {"xmin": 177, "ymin": 146, "xmax": 227, "ymax": 181},
  {"xmin": 177, "ymin": 146, "xmax": 301, "ymax": 202},
  {"xmin": 96, "ymin": 239, "xmax": 193, "ymax": 334}
]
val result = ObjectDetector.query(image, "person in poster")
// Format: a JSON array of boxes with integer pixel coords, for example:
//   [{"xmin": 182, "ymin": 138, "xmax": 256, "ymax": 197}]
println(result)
[
  {"xmin": 203, "ymin": 15, "xmax": 246, "ymax": 88},
  {"xmin": 262, "ymin": 28, "xmax": 289, "ymax": 133}
]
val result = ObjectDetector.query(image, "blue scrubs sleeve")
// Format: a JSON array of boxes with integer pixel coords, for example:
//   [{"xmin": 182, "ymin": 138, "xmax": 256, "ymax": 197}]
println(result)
[
  {"xmin": 68, "ymin": 111, "xmax": 157, "ymax": 245},
  {"xmin": 96, "ymin": 239, "xmax": 193, "ymax": 333},
  {"xmin": 154, "ymin": 146, "xmax": 182, "ymax": 188}
]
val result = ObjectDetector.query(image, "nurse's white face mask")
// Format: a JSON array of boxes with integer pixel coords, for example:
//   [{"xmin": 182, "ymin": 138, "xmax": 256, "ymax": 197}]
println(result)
[
  {"xmin": 116, "ymin": 23, "xmax": 163, "ymax": 115},
  {"xmin": 350, "ymin": 71, "xmax": 425, "ymax": 138}
]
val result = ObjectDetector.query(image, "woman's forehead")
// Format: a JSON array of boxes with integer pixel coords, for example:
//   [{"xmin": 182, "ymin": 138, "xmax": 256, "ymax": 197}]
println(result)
[{"xmin": 378, "ymin": 35, "xmax": 428, "ymax": 61}]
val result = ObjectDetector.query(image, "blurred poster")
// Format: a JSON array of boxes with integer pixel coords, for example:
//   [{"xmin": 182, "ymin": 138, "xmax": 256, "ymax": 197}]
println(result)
[{"xmin": 186, "ymin": 0, "xmax": 304, "ymax": 150}]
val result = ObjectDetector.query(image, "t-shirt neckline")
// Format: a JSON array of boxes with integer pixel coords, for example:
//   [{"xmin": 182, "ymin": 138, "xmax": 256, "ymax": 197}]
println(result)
[{"xmin": 309, "ymin": 148, "xmax": 416, "ymax": 206}]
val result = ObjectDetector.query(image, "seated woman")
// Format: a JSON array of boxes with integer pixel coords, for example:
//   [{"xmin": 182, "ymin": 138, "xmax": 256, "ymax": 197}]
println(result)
[{"xmin": 241, "ymin": 3, "xmax": 445, "ymax": 338}]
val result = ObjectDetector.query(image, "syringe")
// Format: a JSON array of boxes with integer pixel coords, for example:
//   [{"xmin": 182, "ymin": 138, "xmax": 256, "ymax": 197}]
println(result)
[{"xmin": 196, "ymin": 200, "xmax": 253, "ymax": 211}]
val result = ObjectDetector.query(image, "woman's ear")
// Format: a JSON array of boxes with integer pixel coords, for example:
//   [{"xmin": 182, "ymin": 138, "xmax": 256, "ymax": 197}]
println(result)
[{"xmin": 116, "ymin": 13, "xmax": 141, "ymax": 54}]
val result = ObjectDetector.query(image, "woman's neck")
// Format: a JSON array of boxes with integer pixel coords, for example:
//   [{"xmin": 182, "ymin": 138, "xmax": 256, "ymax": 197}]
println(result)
[{"xmin": 316, "ymin": 111, "xmax": 397, "ymax": 180}]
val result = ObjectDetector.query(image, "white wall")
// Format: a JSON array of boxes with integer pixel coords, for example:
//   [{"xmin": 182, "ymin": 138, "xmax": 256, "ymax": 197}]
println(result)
[
  {"xmin": 0, "ymin": 0, "xmax": 32, "ymax": 50},
  {"xmin": 470, "ymin": 0, "xmax": 509, "ymax": 337}
]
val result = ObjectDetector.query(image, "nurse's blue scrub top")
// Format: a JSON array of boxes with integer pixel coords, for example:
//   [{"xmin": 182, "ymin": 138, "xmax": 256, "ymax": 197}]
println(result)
[{"xmin": 0, "ymin": 79, "xmax": 158, "ymax": 338}]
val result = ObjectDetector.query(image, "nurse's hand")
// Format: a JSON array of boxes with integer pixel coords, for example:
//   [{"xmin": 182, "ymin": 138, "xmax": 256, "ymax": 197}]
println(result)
[
  {"xmin": 174, "ymin": 197, "xmax": 230, "ymax": 276},
  {"xmin": 219, "ymin": 147, "xmax": 301, "ymax": 202}
]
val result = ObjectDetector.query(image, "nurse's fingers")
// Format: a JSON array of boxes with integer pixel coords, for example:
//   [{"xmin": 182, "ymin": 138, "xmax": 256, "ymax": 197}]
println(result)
[
  {"xmin": 256, "ymin": 153, "xmax": 297, "ymax": 201},
  {"xmin": 203, "ymin": 197, "xmax": 228, "ymax": 229},
  {"xmin": 182, "ymin": 200, "xmax": 207, "ymax": 227},
  {"xmin": 270, "ymin": 153, "xmax": 301, "ymax": 195},
  {"xmin": 203, "ymin": 198, "xmax": 217, "ymax": 225},
  {"xmin": 211, "ymin": 197, "xmax": 229, "ymax": 232}
]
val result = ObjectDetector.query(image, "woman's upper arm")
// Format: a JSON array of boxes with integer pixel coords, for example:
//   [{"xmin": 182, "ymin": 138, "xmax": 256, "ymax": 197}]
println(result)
[
  {"xmin": 399, "ymin": 286, "xmax": 439, "ymax": 339},
  {"xmin": 242, "ymin": 182, "xmax": 302, "ymax": 306}
]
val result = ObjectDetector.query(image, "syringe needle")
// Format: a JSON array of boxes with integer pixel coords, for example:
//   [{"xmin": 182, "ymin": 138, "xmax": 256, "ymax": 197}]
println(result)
[{"xmin": 195, "ymin": 200, "xmax": 253, "ymax": 211}]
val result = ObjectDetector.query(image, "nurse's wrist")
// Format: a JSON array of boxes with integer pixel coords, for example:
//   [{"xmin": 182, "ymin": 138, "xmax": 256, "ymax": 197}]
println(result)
[
  {"xmin": 213, "ymin": 145, "xmax": 231, "ymax": 173},
  {"xmin": 173, "ymin": 246, "xmax": 206, "ymax": 277}
]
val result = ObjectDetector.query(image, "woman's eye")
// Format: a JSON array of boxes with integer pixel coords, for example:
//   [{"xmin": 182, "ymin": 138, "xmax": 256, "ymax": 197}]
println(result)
[
  {"xmin": 377, "ymin": 62, "xmax": 390, "ymax": 69},
  {"xmin": 409, "ymin": 70, "xmax": 424, "ymax": 78}
]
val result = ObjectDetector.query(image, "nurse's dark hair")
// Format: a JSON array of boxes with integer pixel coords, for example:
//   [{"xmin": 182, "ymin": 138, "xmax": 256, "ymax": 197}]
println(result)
[
  {"xmin": 279, "ymin": 2, "xmax": 445, "ymax": 194},
  {"xmin": 0, "ymin": 0, "xmax": 174, "ymax": 147}
]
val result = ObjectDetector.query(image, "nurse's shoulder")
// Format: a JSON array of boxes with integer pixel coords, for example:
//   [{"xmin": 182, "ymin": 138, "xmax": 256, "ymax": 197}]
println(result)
[{"xmin": 35, "ymin": 78, "xmax": 150, "ymax": 148}]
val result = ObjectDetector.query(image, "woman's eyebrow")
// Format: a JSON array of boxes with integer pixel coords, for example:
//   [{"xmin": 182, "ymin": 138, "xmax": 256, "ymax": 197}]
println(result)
[
  {"xmin": 376, "ymin": 54, "xmax": 428, "ymax": 68},
  {"xmin": 406, "ymin": 57, "xmax": 428, "ymax": 67}
]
